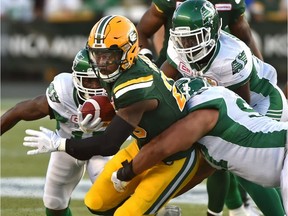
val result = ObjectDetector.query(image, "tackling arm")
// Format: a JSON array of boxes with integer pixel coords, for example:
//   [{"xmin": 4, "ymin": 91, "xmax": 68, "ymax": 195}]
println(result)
[
  {"xmin": 131, "ymin": 109, "xmax": 219, "ymax": 175},
  {"xmin": 1, "ymin": 95, "xmax": 49, "ymax": 135}
]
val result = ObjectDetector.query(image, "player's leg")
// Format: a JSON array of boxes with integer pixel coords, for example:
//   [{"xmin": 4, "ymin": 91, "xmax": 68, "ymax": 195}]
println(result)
[
  {"xmin": 175, "ymin": 154, "xmax": 216, "ymax": 197},
  {"xmin": 44, "ymin": 152, "xmax": 85, "ymax": 216},
  {"xmin": 237, "ymin": 176, "xmax": 285, "ymax": 216},
  {"xmin": 206, "ymin": 170, "xmax": 231, "ymax": 216},
  {"xmin": 86, "ymin": 155, "xmax": 112, "ymax": 183},
  {"xmin": 158, "ymin": 153, "xmax": 215, "ymax": 216},
  {"xmin": 114, "ymin": 149, "xmax": 200, "ymax": 216},
  {"xmin": 280, "ymin": 152, "xmax": 288, "ymax": 214},
  {"xmin": 84, "ymin": 141, "xmax": 142, "ymax": 213},
  {"xmin": 237, "ymin": 185, "xmax": 264, "ymax": 216},
  {"xmin": 225, "ymin": 173, "xmax": 254, "ymax": 216}
]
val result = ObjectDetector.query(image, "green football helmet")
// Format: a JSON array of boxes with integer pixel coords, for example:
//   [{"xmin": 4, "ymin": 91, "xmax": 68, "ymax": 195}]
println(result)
[
  {"xmin": 170, "ymin": 0, "xmax": 221, "ymax": 63},
  {"xmin": 175, "ymin": 77, "xmax": 211, "ymax": 100},
  {"xmin": 72, "ymin": 48, "xmax": 106, "ymax": 101}
]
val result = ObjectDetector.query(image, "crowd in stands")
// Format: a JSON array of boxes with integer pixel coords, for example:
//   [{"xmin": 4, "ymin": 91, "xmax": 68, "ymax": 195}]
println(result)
[
  {"xmin": 0, "ymin": 0, "xmax": 151, "ymax": 23},
  {"xmin": 1, "ymin": 0, "xmax": 286, "ymax": 23}
]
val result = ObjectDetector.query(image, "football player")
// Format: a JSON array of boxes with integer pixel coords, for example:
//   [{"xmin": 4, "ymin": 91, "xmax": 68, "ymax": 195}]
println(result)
[
  {"xmin": 22, "ymin": 15, "xmax": 212, "ymax": 215},
  {"xmin": 137, "ymin": 0, "xmax": 262, "ymax": 67},
  {"xmin": 160, "ymin": 0, "xmax": 288, "ymax": 215},
  {"xmin": 118, "ymin": 76, "xmax": 288, "ymax": 215},
  {"xmin": 1, "ymin": 48, "xmax": 110, "ymax": 216},
  {"xmin": 137, "ymin": 0, "xmax": 263, "ymax": 215}
]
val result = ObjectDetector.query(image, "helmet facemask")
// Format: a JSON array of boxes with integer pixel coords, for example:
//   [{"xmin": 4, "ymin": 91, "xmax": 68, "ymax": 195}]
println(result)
[
  {"xmin": 170, "ymin": 0, "xmax": 222, "ymax": 65},
  {"xmin": 72, "ymin": 49, "xmax": 107, "ymax": 101},
  {"xmin": 87, "ymin": 15, "xmax": 139, "ymax": 83},
  {"xmin": 72, "ymin": 69, "xmax": 107, "ymax": 101},
  {"xmin": 89, "ymin": 47, "xmax": 124, "ymax": 83},
  {"xmin": 170, "ymin": 26, "xmax": 216, "ymax": 63}
]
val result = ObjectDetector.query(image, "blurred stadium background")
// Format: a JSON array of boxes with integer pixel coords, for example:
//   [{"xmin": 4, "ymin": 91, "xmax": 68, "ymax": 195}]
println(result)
[{"xmin": 1, "ymin": 0, "xmax": 287, "ymax": 100}]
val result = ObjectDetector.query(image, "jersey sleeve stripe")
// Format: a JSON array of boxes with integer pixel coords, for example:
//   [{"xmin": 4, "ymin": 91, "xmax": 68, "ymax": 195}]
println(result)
[
  {"xmin": 114, "ymin": 81, "xmax": 153, "ymax": 99},
  {"xmin": 153, "ymin": 3, "xmax": 164, "ymax": 13},
  {"xmin": 114, "ymin": 75, "xmax": 153, "ymax": 93}
]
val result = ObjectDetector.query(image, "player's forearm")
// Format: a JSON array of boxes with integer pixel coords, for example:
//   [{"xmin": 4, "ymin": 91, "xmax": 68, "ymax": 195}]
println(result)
[
  {"xmin": 132, "ymin": 139, "xmax": 164, "ymax": 175},
  {"xmin": 0, "ymin": 114, "xmax": 21, "ymax": 135},
  {"xmin": 64, "ymin": 115, "xmax": 135, "ymax": 160}
]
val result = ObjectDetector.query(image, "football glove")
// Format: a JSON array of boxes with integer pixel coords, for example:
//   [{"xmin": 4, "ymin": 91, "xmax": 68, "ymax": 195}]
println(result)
[
  {"xmin": 23, "ymin": 126, "xmax": 66, "ymax": 155},
  {"xmin": 111, "ymin": 171, "xmax": 129, "ymax": 193},
  {"xmin": 111, "ymin": 160, "xmax": 136, "ymax": 192},
  {"xmin": 77, "ymin": 105, "xmax": 104, "ymax": 133}
]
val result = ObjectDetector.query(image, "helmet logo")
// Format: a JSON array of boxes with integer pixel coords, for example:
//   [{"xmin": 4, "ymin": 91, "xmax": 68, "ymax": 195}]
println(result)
[
  {"xmin": 73, "ymin": 52, "xmax": 85, "ymax": 69},
  {"xmin": 128, "ymin": 30, "xmax": 137, "ymax": 44},
  {"xmin": 201, "ymin": 2, "xmax": 216, "ymax": 26}
]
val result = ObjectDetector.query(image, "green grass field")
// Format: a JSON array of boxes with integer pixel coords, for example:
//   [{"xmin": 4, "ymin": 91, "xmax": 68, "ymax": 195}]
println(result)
[{"xmin": 1, "ymin": 99, "xmax": 229, "ymax": 215}]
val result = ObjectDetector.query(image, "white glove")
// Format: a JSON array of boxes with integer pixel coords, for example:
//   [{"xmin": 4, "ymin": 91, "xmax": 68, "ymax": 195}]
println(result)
[
  {"xmin": 23, "ymin": 126, "xmax": 66, "ymax": 155},
  {"xmin": 111, "ymin": 171, "xmax": 129, "ymax": 192},
  {"xmin": 77, "ymin": 105, "xmax": 103, "ymax": 133}
]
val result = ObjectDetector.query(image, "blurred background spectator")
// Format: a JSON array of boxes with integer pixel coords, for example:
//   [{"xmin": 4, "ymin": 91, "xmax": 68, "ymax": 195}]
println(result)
[
  {"xmin": 248, "ymin": 0, "xmax": 287, "ymax": 21},
  {"xmin": 0, "ymin": 0, "xmax": 36, "ymax": 22}
]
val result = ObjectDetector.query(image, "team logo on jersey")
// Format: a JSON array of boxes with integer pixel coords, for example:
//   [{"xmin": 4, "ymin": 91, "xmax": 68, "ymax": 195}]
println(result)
[
  {"xmin": 231, "ymin": 51, "xmax": 247, "ymax": 75},
  {"xmin": 179, "ymin": 61, "xmax": 195, "ymax": 77},
  {"xmin": 47, "ymin": 83, "xmax": 60, "ymax": 103},
  {"xmin": 71, "ymin": 115, "xmax": 78, "ymax": 124}
]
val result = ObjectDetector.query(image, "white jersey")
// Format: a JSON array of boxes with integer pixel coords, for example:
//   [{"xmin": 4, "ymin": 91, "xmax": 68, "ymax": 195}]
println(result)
[
  {"xmin": 186, "ymin": 86, "xmax": 288, "ymax": 187},
  {"xmin": 167, "ymin": 31, "xmax": 287, "ymax": 121},
  {"xmin": 44, "ymin": 73, "xmax": 110, "ymax": 210},
  {"xmin": 46, "ymin": 73, "xmax": 103, "ymax": 139}
]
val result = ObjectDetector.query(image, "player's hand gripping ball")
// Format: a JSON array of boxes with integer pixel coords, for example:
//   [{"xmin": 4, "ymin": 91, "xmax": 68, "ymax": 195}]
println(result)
[
  {"xmin": 78, "ymin": 95, "xmax": 115, "ymax": 133},
  {"xmin": 80, "ymin": 98, "xmax": 101, "ymax": 122}
]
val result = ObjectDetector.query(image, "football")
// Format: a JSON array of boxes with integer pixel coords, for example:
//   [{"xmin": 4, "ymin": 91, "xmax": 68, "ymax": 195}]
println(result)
[
  {"xmin": 80, "ymin": 98, "xmax": 100, "ymax": 122},
  {"xmin": 81, "ymin": 95, "xmax": 115, "ymax": 122}
]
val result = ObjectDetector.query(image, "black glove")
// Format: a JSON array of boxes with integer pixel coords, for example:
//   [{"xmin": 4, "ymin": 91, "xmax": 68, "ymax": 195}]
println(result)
[{"xmin": 117, "ymin": 160, "xmax": 136, "ymax": 181}]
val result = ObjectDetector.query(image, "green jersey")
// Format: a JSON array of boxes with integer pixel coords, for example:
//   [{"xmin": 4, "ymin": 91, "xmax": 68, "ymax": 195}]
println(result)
[
  {"xmin": 101, "ymin": 55, "xmax": 188, "ymax": 160},
  {"xmin": 186, "ymin": 85, "xmax": 288, "ymax": 187},
  {"xmin": 152, "ymin": 0, "xmax": 245, "ymax": 66}
]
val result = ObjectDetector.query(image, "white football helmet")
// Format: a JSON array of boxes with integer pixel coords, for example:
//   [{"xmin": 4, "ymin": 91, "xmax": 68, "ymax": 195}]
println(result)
[{"xmin": 72, "ymin": 48, "xmax": 107, "ymax": 101}]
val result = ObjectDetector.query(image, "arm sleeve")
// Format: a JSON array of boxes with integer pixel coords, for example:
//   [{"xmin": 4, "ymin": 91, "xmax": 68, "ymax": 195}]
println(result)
[{"xmin": 65, "ymin": 115, "xmax": 135, "ymax": 160}]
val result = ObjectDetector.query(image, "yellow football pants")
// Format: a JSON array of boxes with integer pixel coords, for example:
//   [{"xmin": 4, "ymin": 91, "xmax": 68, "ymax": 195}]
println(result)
[{"xmin": 85, "ymin": 140, "xmax": 200, "ymax": 216}]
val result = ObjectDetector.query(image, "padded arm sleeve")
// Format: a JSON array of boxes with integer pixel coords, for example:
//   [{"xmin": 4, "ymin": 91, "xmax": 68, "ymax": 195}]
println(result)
[{"xmin": 65, "ymin": 115, "xmax": 135, "ymax": 160}]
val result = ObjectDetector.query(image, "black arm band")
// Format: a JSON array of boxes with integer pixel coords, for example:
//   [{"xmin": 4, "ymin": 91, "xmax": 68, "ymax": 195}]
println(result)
[
  {"xmin": 65, "ymin": 115, "xmax": 135, "ymax": 160},
  {"xmin": 117, "ymin": 160, "xmax": 136, "ymax": 181}
]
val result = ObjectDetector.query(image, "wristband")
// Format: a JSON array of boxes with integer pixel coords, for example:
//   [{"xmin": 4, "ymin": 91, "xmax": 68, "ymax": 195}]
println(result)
[{"xmin": 117, "ymin": 160, "xmax": 136, "ymax": 181}]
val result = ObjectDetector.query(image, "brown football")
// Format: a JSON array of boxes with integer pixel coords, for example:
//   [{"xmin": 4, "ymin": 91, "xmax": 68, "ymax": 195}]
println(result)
[{"xmin": 89, "ymin": 95, "xmax": 115, "ymax": 121}]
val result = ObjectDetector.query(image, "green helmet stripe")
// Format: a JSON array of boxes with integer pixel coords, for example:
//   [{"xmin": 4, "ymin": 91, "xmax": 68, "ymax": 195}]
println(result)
[{"xmin": 95, "ymin": 15, "xmax": 116, "ymax": 44}]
